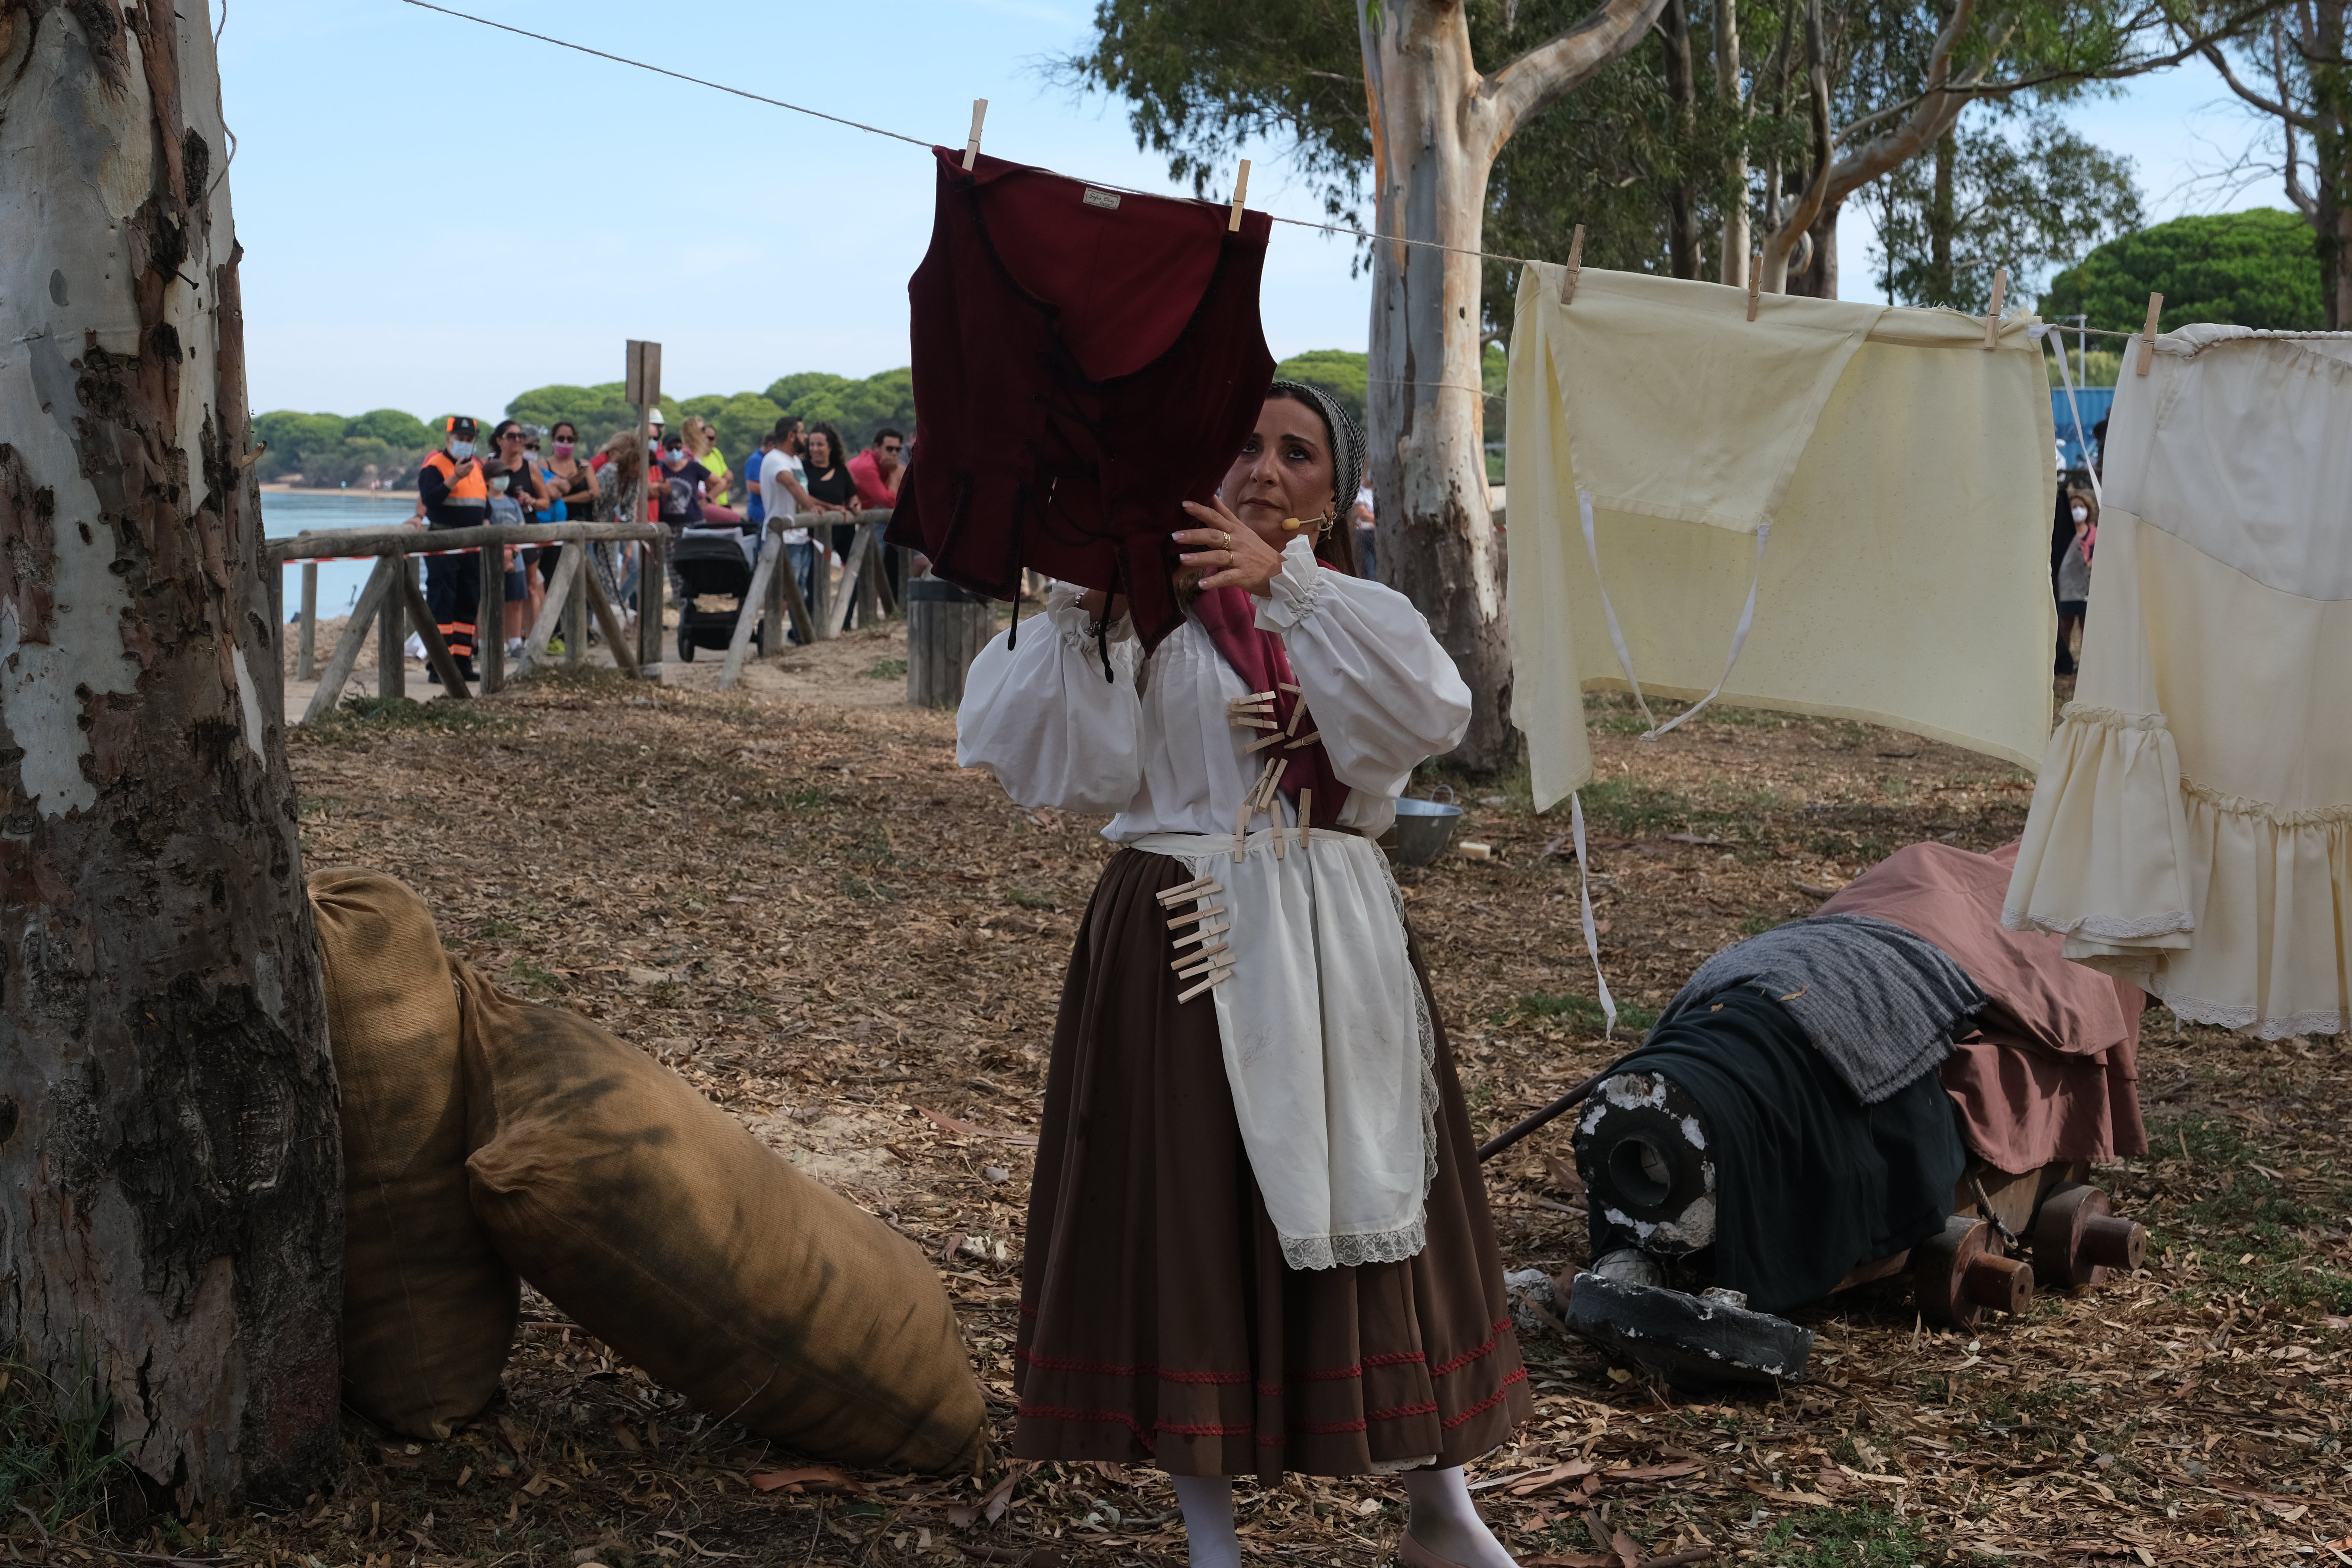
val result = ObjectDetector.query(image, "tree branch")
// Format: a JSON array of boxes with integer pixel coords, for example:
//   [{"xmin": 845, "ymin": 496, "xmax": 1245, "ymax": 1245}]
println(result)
[
  {"xmin": 2199, "ymin": 38, "xmax": 2317, "ymax": 126},
  {"xmin": 1481, "ymin": 0, "xmax": 1675, "ymax": 141}
]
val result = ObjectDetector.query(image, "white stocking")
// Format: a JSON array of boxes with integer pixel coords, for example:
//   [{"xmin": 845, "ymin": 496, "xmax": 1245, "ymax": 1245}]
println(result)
[
  {"xmin": 1171, "ymin": 1475, "xmax": 1240, "ymax": 1568},
  {"xmin": 1400, "ymin": 1467, "xmax": 1517, "ymax": 1568}
]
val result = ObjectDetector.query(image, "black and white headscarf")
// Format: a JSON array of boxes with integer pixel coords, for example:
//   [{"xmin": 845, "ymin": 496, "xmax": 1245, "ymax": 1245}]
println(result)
[{"xmin": 1267, "ymin": 379, "xmax": 1365, "ymax": 525}]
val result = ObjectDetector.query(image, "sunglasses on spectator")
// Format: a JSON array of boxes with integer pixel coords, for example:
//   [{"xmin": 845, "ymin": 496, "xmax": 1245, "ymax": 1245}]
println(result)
[
  {"xmin": 498, "ymin": 430, "xmax": 525, "ymax": 441},
  {"xmin": 881, "ymin": 443, "xmax": 902, "ymax": 453}
]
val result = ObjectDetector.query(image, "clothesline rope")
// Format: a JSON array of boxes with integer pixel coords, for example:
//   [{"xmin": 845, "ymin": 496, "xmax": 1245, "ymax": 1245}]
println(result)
[
  {"xmin": 401, "ymin": 1, "xmax": 2340, "ymax": 355},
  {"xmin": 396, "ymin": 0, "xmax": 1547, "ymax": 269}
]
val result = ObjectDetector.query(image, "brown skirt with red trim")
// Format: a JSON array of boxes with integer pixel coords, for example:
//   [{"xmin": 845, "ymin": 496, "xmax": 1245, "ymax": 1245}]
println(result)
[{"xmin": 1011, "ymin": 845, "xmax": 1532, "ymax": 1479}]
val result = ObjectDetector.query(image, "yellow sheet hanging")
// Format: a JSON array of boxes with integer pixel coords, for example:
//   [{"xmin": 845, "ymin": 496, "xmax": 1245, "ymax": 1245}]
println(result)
[{"xmin": 1505, "ymin": 265, "xmax": 2058, "ymax": 810}]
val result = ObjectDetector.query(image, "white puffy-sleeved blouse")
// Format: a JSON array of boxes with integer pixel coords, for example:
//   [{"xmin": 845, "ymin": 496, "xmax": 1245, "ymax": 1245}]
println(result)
[{"xmin": 956, "ymin": 539, "xmax": 1473, "ymax": 839}]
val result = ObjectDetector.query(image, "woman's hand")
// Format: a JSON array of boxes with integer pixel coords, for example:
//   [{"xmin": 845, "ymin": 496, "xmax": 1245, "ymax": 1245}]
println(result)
[{"xmin": 1176, "ymin": 497, "xmax": 1286, "ymax": 597}]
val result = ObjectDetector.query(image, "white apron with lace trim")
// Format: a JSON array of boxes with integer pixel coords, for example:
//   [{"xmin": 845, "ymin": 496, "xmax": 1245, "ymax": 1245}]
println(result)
[
  {"xmin": 2004, "ymin": 326, "xmax": 2352, "ymax": 1037},
  {"xmin": 1132, "ymin": 826, "xmax": 1438, "ymax": 1271}
]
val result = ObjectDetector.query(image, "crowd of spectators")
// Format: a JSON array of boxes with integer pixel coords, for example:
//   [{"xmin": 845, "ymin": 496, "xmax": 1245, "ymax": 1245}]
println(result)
[{"xmin": 412, "ymin": 410, "xmax": 911, "ymax": 677}]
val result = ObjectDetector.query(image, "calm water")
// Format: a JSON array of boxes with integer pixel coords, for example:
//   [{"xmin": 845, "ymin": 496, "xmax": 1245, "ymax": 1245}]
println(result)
[{"xmin": 264, "ymin": 490, "xmax": 416, "ymax": 620}]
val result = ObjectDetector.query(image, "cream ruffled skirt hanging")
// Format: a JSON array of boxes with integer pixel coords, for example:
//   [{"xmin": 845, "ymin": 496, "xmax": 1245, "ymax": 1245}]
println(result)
[{"xmin": 2004, "ymin": 326, "xmax": 2352, "ymax": 1038}]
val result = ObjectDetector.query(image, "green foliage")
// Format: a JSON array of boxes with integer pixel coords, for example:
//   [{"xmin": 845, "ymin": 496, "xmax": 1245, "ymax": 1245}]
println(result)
[
  {"xmin": 1497, "ymin": 992, "xmax": 1659, "ymax": 1034},
  {"xmin": 502, "ymin": 382, "xmax": 675, "ymax": 451},
  {"xmin": 1757, "ymin": 1504, "xmax": 1943, "ymax": 1566},
  {"xmin": 2040, "ymin": 209, "xmax": 2326, "ymax": 332},
  {"xmin": 1865, "ymin": 110, "xmax": 2142, "ymax": 309},
  {"xmin": 346, "ymin": 407, "xmax": 433, "ymax": 449},
  {"xmin": 312, "ymin": 695, "xmax": 521, "ymax": 738},
  {"xmin": 1063, "ymin": 0, "xmax": 2201, "ymax": 350},
  {"xmin": 0, "ymin": 1343, "xmax": 127, "ymax": 1530},
  {"xmin": 864, "ymin": 658, "xmax": 909, "ymax": 680},
  {"xmin": 677, "ymin": 391, "xmax": 788, "ymax": 463},
  {"xmin": 2044, "ymin": 347, "xmax": 2122, "ymax": 386},
  {"xmin": 1006, "ymin": 889, "xmax": 1057, "ymax": 910},
  {"xmin": 762, "ymin": 368, "xmax": 917, "ymax": 452},
  {"xmin": 1274, "ymin": 349, "xmax": 1368, "ymax": 427},
  {"xmin": 252, "ymin": 409, "xmax": 432, "ymax": 488}
]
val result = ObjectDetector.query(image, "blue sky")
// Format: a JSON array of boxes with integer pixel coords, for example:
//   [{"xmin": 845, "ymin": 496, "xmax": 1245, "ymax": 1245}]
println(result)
[{"xmin": 219, "ymin": 0, "xmax": 2289, "ymax": 420}]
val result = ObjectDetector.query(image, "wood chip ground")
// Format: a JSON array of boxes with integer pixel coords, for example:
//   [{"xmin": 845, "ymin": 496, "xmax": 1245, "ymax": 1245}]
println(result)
[{"xmin": 41, "ymin": 635, "xmax": 2352, "ymax": 1568}]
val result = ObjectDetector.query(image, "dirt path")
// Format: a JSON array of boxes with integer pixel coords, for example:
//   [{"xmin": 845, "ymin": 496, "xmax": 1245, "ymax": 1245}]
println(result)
[{"xmin": 62, "ymin": 654, "xmax": 2349, "ymax": 1568}]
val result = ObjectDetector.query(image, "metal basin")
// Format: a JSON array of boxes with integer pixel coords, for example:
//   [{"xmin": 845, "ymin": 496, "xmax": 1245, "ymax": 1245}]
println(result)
[{"xmin": 1390, "ymin": 788, "xmax": 1464, "ymax": 867}]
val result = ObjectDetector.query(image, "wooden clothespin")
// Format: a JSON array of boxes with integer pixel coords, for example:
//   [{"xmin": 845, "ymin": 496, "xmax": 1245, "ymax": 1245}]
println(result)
[
  {"xmin": 1167, "ymin": 905, "xmax": 1226, "ymax": 929},
  {"xmin": 1157, "ymin": 874, "xmax": 1217, "ymax": 906},
  {"xmin": 2136, "ymin": 291, "xmax": 2164, "ymax": 377},
  {"xmin": 1298, "ymin": 788, "xmax": 1312, "ymax": 852},
  {"xmin": 1559, "ymin": 224, "xmax": 1586, "ymax": 305},
  {"xmin": 1982, "ymin": 267, "xmax": 2007, "ymax": 350},
  {"xmin": 1747, "ymin": 252, "xmax": 1762, "ymax": 322},
  {"xmin": 962, "ymin": 100, "xmax": 989, "ymax": 171},
  {"xmin": 1228, "ymin": 159, "xmax": 1251, "ymax": 232}
]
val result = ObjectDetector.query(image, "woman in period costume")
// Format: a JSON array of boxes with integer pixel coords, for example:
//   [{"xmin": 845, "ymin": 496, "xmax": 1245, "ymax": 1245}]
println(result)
[{"xmin": 957, "ymin": 383, "xmax": 1532, "ymax": 1568}]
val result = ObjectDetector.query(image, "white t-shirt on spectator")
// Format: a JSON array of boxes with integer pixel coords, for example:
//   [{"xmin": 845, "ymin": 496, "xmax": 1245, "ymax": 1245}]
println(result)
[{"xmin": 760, "ymin": 449, "xmax": 810, "ymax": 544}]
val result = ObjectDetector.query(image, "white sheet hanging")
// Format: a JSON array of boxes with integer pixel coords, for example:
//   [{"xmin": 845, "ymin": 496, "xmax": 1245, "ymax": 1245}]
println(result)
[
  {"xmin": 2003, "ymin": 325, "xmax": 2352, "ymax": 1038},
  {"xmin": 1505, "ymin": 264, "xmax": 2058, "ymax": 809}
]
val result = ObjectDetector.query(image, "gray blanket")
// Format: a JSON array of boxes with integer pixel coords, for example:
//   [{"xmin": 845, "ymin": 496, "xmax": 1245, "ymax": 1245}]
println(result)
[{"xmin": 1657, "ymin": 913, "xmax": 1986, "ymax": 1104}]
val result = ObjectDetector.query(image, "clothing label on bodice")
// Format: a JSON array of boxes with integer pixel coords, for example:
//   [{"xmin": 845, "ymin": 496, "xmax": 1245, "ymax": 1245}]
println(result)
[{"xmin": 1081, "ymin": 187, "xmax": 1122, "ymax": 210}]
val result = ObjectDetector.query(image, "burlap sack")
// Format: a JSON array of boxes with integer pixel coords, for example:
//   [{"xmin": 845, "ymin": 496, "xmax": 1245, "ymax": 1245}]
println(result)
[
  {"xmin": 452, "ymin": 962, "xmax": 985, "ymax": 1473},
  {"xmin": 309, "ymin": 868, "xmax": 519, "ymax": 1439}
]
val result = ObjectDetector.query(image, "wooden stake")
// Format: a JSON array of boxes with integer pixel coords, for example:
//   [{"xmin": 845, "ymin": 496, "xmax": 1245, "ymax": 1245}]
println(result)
[
  {"xmin": 1982, "ymin": 267, "xmax": 2007, "ymax": 349},
  {"xmin": 1559, "ymin": 224, "xmax": 1586, "ymax": 305},
  {"xmin": 1229, "ymin": 159, "xmax": 1251, "ymax": 231},
  {"xmin": 963, "ymin": 100, "xmax": 988, "ymax": 171},
  {"xmin": 2136, "ymin": 292, "xmax": 2164, "ymax": 377},
  {"xmin": 1748, "ymin": 253, "xmax": 1763, "ymax": 321}
]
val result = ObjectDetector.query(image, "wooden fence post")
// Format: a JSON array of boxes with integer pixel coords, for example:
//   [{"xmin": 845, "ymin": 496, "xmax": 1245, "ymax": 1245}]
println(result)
[
  {"xmin": 565, "ymin": 551, "xmax": 587, "ymax": 670},
  {"xmin": 303, "ymin": 556, "xmax": 397, "ymax": 723},
  {"xmin": 478, "ymin": 542, "xmax": 507, "ymax": 694},
  {"xmin": 905, "ymin": 576, "xmax": 995, "ymax": 709},
  {"xmin": 516, "ymin": 547, "xmax": 585, "ymax": 677},
  {"xmin": 825, "ymin": 526, "xmax": 877, "ymax": 640},
  {"xmin": 637, "ymin": 533, "xmax": 666, "ymax": 678},
  {"xmin": 399, "ymin": 569, "xmax": 471, "ymax": 697},
  {"xmin": 718, "ymin": 531, "xmax": 781, "ymax": 692},
  {"xmin": 377, "ymin": 554, "xmax": 405, "ymax": 701},
  {"xmin": 761, "ymin": 523, "xmax": 786, "ymax": 657},
  {"xmin": 296, "ymin": 561, "xmax": 317, "ymax": 680}
]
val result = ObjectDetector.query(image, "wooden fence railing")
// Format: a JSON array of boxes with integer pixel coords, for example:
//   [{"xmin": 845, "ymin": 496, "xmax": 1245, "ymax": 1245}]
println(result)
[{"xmin": 268, "ymin": 510, "xmax": 906, "ymax": 718}]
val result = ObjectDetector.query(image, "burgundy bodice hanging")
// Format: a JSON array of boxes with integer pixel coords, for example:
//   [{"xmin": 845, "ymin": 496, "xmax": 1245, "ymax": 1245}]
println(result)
[{"xmin": 886, "ymin": 146, "xmax": 1277, "ymax": 652}]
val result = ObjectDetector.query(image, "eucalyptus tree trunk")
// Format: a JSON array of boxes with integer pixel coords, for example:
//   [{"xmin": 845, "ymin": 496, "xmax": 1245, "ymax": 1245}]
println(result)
[
  {"xmin": 0, "ymin": 0, "xmax": 341, "ymax": 1509},
  {"xmin": 1359, "ymin": 0, "xmax": 1666, "ymax": 773},
  {"xmin": 1716, "ymin": 0, "xmax": 1750, "ymax": 287}
]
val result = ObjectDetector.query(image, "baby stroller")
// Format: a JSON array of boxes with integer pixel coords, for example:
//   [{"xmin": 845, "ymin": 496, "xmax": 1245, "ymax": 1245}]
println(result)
[{"xmin": 671, "ymin": 528, "xmax": 761, "ymax": 662}]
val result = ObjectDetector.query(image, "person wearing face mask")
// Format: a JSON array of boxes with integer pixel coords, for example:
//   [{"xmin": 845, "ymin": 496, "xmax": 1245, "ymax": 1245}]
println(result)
[
  {"xmin": 541, "ymin": 421, "xmax": 595, "ymax": 597},
  {"xmin": 2055, "ymin": 487, "xmax": 2096, "ymax": 676},
  {"xmin": 957, "ymin": 384, "xmax": 1526, "ymax": 1568},
  {"xmin": 418, "ymin": 415, "xmax": 490, "ymax": 680},
  {"xmin": 488, "ymin": 420, "xmax": 554, "ymax": 653}
]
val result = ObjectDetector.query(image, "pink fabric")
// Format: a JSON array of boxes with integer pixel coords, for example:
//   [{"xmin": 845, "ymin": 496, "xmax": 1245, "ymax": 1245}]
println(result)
[
  {"xmin": 1187, "ymin": 586, "xmax": 1351, "ymax": 827},
  {"xmin": 1818, "ymin": 841, "xmax": 2147, "ymax": 1172}
]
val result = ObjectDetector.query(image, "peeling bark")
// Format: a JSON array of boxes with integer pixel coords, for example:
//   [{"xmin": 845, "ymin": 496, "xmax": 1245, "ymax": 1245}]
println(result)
[
  {"xmin": 1360, "ymin": 0, "xmax": 1666, "ymax": 773},
  {"xmin": 0, "ymin": 0, "xmax": 340, "ymax": 1508}
]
